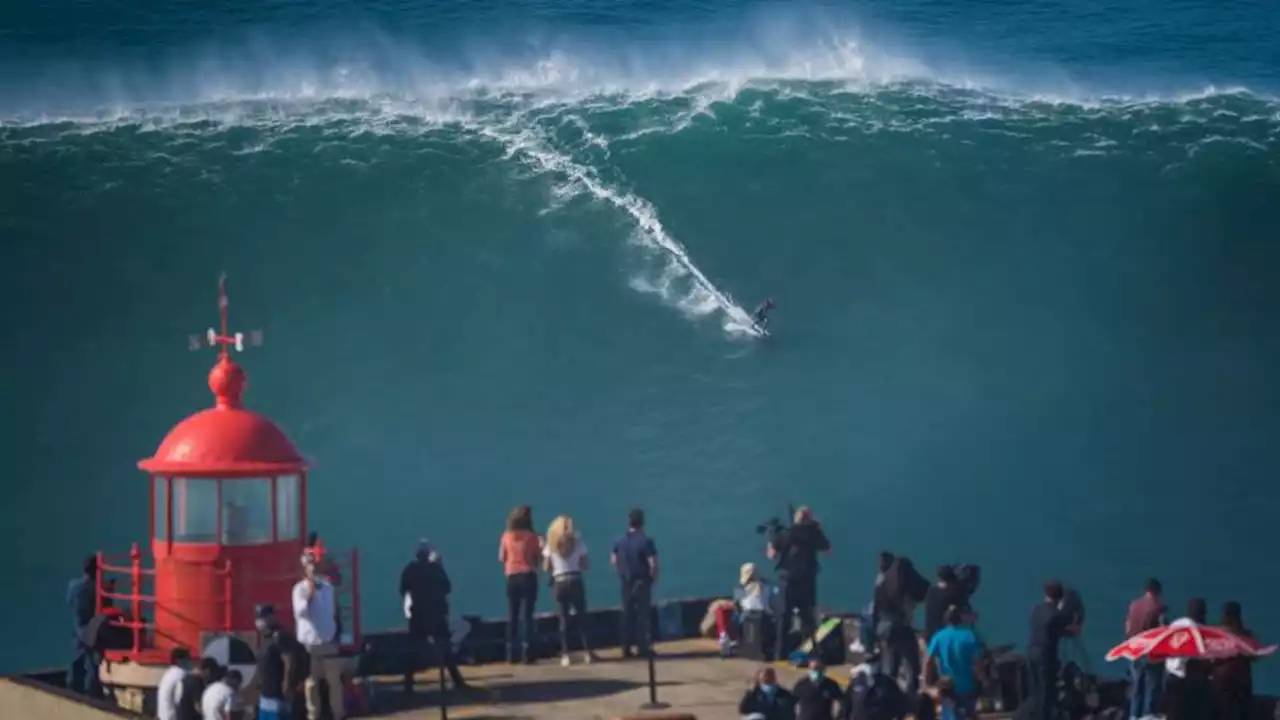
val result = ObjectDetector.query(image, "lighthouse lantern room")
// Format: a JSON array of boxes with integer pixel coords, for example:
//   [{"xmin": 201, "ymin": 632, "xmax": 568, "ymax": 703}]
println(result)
[{"xmin": 95, "ymin": 276, "xmax": 360, "ymax": 665}]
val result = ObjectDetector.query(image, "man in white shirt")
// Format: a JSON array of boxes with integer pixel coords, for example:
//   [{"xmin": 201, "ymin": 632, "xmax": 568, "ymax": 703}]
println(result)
[
  {"xmin": 156, "ymin": 648, "xmax": 191, "ymax": 720},
  {"xmin": 292, "ymin": 550, "xmax": 345, "ymax": 720},
  {"xmin": 200, "ymin": 669, "xmax": 241, "ymax": 720}
]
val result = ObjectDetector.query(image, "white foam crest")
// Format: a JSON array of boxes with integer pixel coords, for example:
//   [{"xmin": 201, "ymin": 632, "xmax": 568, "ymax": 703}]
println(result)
[
  {"xmin": 6, "ymin": 8, "xmax": 1273, "ymax": 132},
  {"xmin": 476, "ymin": 116, "xmax": 762, "ymax": 338}
]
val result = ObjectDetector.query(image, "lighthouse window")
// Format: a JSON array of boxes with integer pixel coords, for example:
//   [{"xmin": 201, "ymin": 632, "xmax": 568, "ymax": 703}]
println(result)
[
  {"xmin": 172, "ymin": 477, "xmax": 218, "ymax": 544},
  {"xmin": 153, "ymin": 476, "xmax": 168, "ymax": 540},
  {"xmin": 275, "ymin": 475, "xmax": 300, "ymax": 541},
  {"xmin": 220, "ymin": 478, "xmax": 273, "ymax": 546}
]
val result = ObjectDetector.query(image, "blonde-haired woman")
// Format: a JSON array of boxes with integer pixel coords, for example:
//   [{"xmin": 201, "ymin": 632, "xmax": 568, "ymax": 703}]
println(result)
[{"xmin": 544, "ymin": 515, "xmax": 596, "ymax": 666}]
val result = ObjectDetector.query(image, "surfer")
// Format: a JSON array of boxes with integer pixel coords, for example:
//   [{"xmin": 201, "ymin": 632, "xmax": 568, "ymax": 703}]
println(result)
[{"xmin": 752, "ymin": 298, "xmax": 776, "ymax": 330}]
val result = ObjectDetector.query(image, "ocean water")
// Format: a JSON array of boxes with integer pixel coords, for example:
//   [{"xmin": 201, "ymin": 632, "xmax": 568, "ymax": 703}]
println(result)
[{"xmin": 3, "ymin": 0, "xmax": 1279, "ymax": 688}]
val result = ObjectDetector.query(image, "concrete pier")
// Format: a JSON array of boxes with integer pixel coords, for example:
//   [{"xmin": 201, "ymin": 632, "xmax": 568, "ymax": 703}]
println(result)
[{"xmin": 372, "ymin": 638, "xmax": 1013, "ymax": 720}]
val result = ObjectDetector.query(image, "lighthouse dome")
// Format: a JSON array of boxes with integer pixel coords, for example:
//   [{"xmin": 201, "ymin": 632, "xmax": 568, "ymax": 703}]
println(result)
[{"xmin": 138, "ymin": 356, "xmax": 306, "ymax": 477}]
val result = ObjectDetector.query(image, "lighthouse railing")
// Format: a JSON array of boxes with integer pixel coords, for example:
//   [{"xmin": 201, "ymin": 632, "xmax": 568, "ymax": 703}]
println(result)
[
  {"xmin": 95, "ymin": 543, "xmax": 238, "ymax": 663},
  {"xmin": 94, "ymin": 543, "xmax": 158, "ymax": 658},
  {"xmin": 95, "ymin": 543, "xmax": 361, "ymax": 661}
]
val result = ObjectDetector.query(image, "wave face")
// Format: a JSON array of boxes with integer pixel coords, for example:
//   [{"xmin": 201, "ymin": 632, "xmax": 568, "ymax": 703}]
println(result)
[{"xmin": 3, "ymin": 1, "xmax": 1280, "ymax": 688}]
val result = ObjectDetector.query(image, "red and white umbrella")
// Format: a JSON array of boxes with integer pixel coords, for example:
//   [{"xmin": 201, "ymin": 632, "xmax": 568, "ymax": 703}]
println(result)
[{"xmin": 1106, "ymin": 617, "xmax": 1277, "ymax": 662}]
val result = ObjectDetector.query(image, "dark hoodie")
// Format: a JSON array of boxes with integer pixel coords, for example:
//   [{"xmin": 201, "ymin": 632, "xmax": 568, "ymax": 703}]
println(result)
[
  {"xmin": 776, "ymin": 520, "xmax": 830, "ymax": 581},
  {"xmin": 400, "ymin": 555, "xmax": 453, "ymax": 628}
]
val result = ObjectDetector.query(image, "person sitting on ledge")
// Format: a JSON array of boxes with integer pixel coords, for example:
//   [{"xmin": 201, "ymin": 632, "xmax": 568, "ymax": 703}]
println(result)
[
  {"xmin": 734, "ymin": 562, "xmax": 776, "ymax": 616},
  {"xmin": 740, "ymin": 666, "xmax": 795, "ymax": 720}
]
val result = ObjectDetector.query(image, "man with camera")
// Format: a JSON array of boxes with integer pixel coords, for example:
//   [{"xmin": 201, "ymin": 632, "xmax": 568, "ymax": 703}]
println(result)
[{"xmin": 765, "ymin": 505, "xmax": 830, "ymax": 661}]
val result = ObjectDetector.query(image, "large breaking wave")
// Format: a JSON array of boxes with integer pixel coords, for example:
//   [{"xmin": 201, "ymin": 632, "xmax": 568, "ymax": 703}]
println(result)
[{"xmin": 2, "ymin": 16, "xmax": 1276, "ymax": 336}]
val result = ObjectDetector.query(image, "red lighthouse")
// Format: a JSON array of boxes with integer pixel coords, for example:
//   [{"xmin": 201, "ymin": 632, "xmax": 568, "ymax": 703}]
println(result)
[{"xmin": 97, "ymin": 276, "xmax": 359, "ymax": 673}]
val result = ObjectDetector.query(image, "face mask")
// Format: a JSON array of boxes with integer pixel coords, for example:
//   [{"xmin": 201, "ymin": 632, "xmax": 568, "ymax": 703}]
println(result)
[
  {"xmin": 809, "ymin": 670, "xmax": 824, "ymax": 682},
  {"xmin": 760, "ymin": 683, "xmax": 777, "ymax": 695}
]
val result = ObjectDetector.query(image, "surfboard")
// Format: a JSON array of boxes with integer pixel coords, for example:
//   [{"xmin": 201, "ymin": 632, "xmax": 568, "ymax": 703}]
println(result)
[{"xmin": 787, "ymin": 616, "xmax": 844, "ymax": 664}]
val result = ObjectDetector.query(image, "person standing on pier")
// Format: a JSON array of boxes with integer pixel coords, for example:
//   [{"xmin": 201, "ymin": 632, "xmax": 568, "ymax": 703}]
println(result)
[
  {"xmin": 1166, "ymin": 598, "xmax": 1212, "ymax": 720},
  {"xmin": 200, "ymin": 668, "xmax": 241, "ymax": 720},
  {"xmin": 1212, "ymin": 601, "xmax": 1255, "ymax": 720},
  {"xmin": 1027, "ymin": 580, "xmax": 1078, "ymax": 720},
  {"xmin": 292, "ymin": 550, "xmax": 346, "ymax": 720},
  {"xmin": 249, "ymin": 605, "xmax": 305, "ymax": 720},
  {"xmin": 400, "ymin": 540, "xmax": 470, "ymax": 690},
  {"xmin": 176, "ymin": 658, "xmax": 217, "ymax": 720},
  {"xmin": 499, "ymin": 505, "xmax": 542, "ymax": 664},
  {"xmin": 66, "ymin": 555, "xmax": 103, "ymax": 697},
  {"xmin": 792, "ymin": 658, "xmax": 844, "ymax": 720},
  {"xmin": 156, "ymin": 648, "xmax": 192, "ymax": 720},
  {"xmin": 611, "ymin": 508, "xmax": 659, "ymax": 658},
  {"xmin": 544, "ymin": 515, "xmax": 598, "ymax": 667},
  {"xmin": 924, "ymin": 605, "xmax": 984, "ymax": 720},
  {"xmin": 739, "ymin": 666, "xmax": 795, "ymax": 719},
  {"xmin": 1124, "ymin": 578, "xmax": 1167, "ymax": 720},
  {"xmin": 766, "ymin": 506, "xmax": 830, "ymax": 661}
]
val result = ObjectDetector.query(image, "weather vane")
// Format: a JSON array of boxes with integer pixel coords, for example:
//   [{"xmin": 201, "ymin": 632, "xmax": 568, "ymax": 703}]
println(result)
[{"xmin": 188, "ymin": 273, "xmax": 264, "ymax": 355}]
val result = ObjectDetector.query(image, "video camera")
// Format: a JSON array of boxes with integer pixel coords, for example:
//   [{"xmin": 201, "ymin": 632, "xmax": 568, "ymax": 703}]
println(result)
[
  {"xmin": 755, "ymin": 517, "xmax": 785, "ymax": 537},
  {"xmin": 755, "ymin": 503, "xmax": 795, "ymax": 545},
  {"xmin": 950, "ymin": 563, "xmax": 982, "ymax": 603}
]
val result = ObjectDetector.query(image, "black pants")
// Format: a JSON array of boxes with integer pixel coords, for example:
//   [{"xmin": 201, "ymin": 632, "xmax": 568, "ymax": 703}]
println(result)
[
  {"xmin": 405, "ymin": 617, "xmax": 466, "ymax": 690},
  {"xmin": 619, "ymin": 578, "xmax": 653, "ymax": 655},
  {"xmin": 505, "ymin": 572, "xmax": 538, "ymax": 659},
  {"xmin": 553, "ymin": 574, "xmax": 591, "ymax": 654},
  {"xmin": 1026, "ymin": 657, "xmax": 1060, "ymax": 720},
  {"xmin": 1214, "ymin": 687, "xmax": 1251, "ymax": 720},
  {"xmin": 882, "ymin": 623, "xmax": 921, "ymax": 698},
  {"xmin": 774, "ymin": 573, "xmax": 817, "ymax": 660}
]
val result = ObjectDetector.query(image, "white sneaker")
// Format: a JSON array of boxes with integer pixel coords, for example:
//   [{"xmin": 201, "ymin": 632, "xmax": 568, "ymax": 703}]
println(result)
[
  {"xmin": 849, "ymin": 640, "xmax": 866, "ymax": 654},
  {"xmin": 560, "ymin": 654, "xmax": 572, "ymax": 667},
  {"xmin": 582, "ymin": 652, "xmax": 596, "ymax": 665}
]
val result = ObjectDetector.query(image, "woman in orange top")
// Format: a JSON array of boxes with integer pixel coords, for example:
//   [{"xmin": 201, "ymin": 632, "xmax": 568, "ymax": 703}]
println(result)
[{"xmin": 499, "ymin": 505, "xmax": 542, "ymax": 663}]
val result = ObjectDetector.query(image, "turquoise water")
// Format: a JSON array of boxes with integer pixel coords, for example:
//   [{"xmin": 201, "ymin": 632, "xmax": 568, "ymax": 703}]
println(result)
[{"xmin": 2, "ymin": 0, "xmax": 1279, "ymax": 688}]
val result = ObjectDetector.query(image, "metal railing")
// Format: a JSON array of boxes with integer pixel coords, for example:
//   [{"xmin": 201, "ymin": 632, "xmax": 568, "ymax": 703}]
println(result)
[{"xmin": 94, "ymin": 542, "xmax": 362, "ymax": 659}]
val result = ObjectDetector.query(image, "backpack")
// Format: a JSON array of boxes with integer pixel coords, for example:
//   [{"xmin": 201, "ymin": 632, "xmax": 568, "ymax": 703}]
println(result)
[{"xmin": 1061, "ymin": 586, "xmax": 1086, "ymax": 627}]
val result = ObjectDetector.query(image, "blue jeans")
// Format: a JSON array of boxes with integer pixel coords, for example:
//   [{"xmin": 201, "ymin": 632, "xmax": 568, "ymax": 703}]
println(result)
[
  {"xmin": 942, "ymin": 692, "xmax": 978, "ymax": 720},
  {"xmin": 1128, "ymin": 659, "xmax": 1164, "ymax": 718},
  {"xmin": 258, "ymin": 697, "xmax": 290, "ymax": 720},
  {"xmin": 66, "ymin": 647, "xmax": 102, "ymax": 697},
  {"xmin": 859, "ymin": 613, "xmax": 876, "ymax": 650}
]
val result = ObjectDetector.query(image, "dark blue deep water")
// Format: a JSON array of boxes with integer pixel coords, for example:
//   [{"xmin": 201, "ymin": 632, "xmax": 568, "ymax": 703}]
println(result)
[{"xmin": 3, "ymin": 0, "xmax": 1279, "ymax": 688}]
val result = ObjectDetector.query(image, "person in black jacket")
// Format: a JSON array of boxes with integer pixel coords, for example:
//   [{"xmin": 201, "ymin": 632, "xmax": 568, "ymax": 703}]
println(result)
[
  {"xmin": 846, "ymin": 655, "xmax": 908, "ymax": 720},
  {"xmin": 793, "ymin": 658, "xmax": 844, "ymax": 720},
  {"xmin": 766, "ymin": 506, "xmax": 831, "ymax": 660},
  {"xmin": 739, "ymin": 666, "xmax": 795, "ymax": 719},
  {"xmin": 399, "ymin": 540, "xmax": 469, "ymax": 693},
  {"xmin": 176, "ymin": 658, "xmax": 217, "ymax": 720}
]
